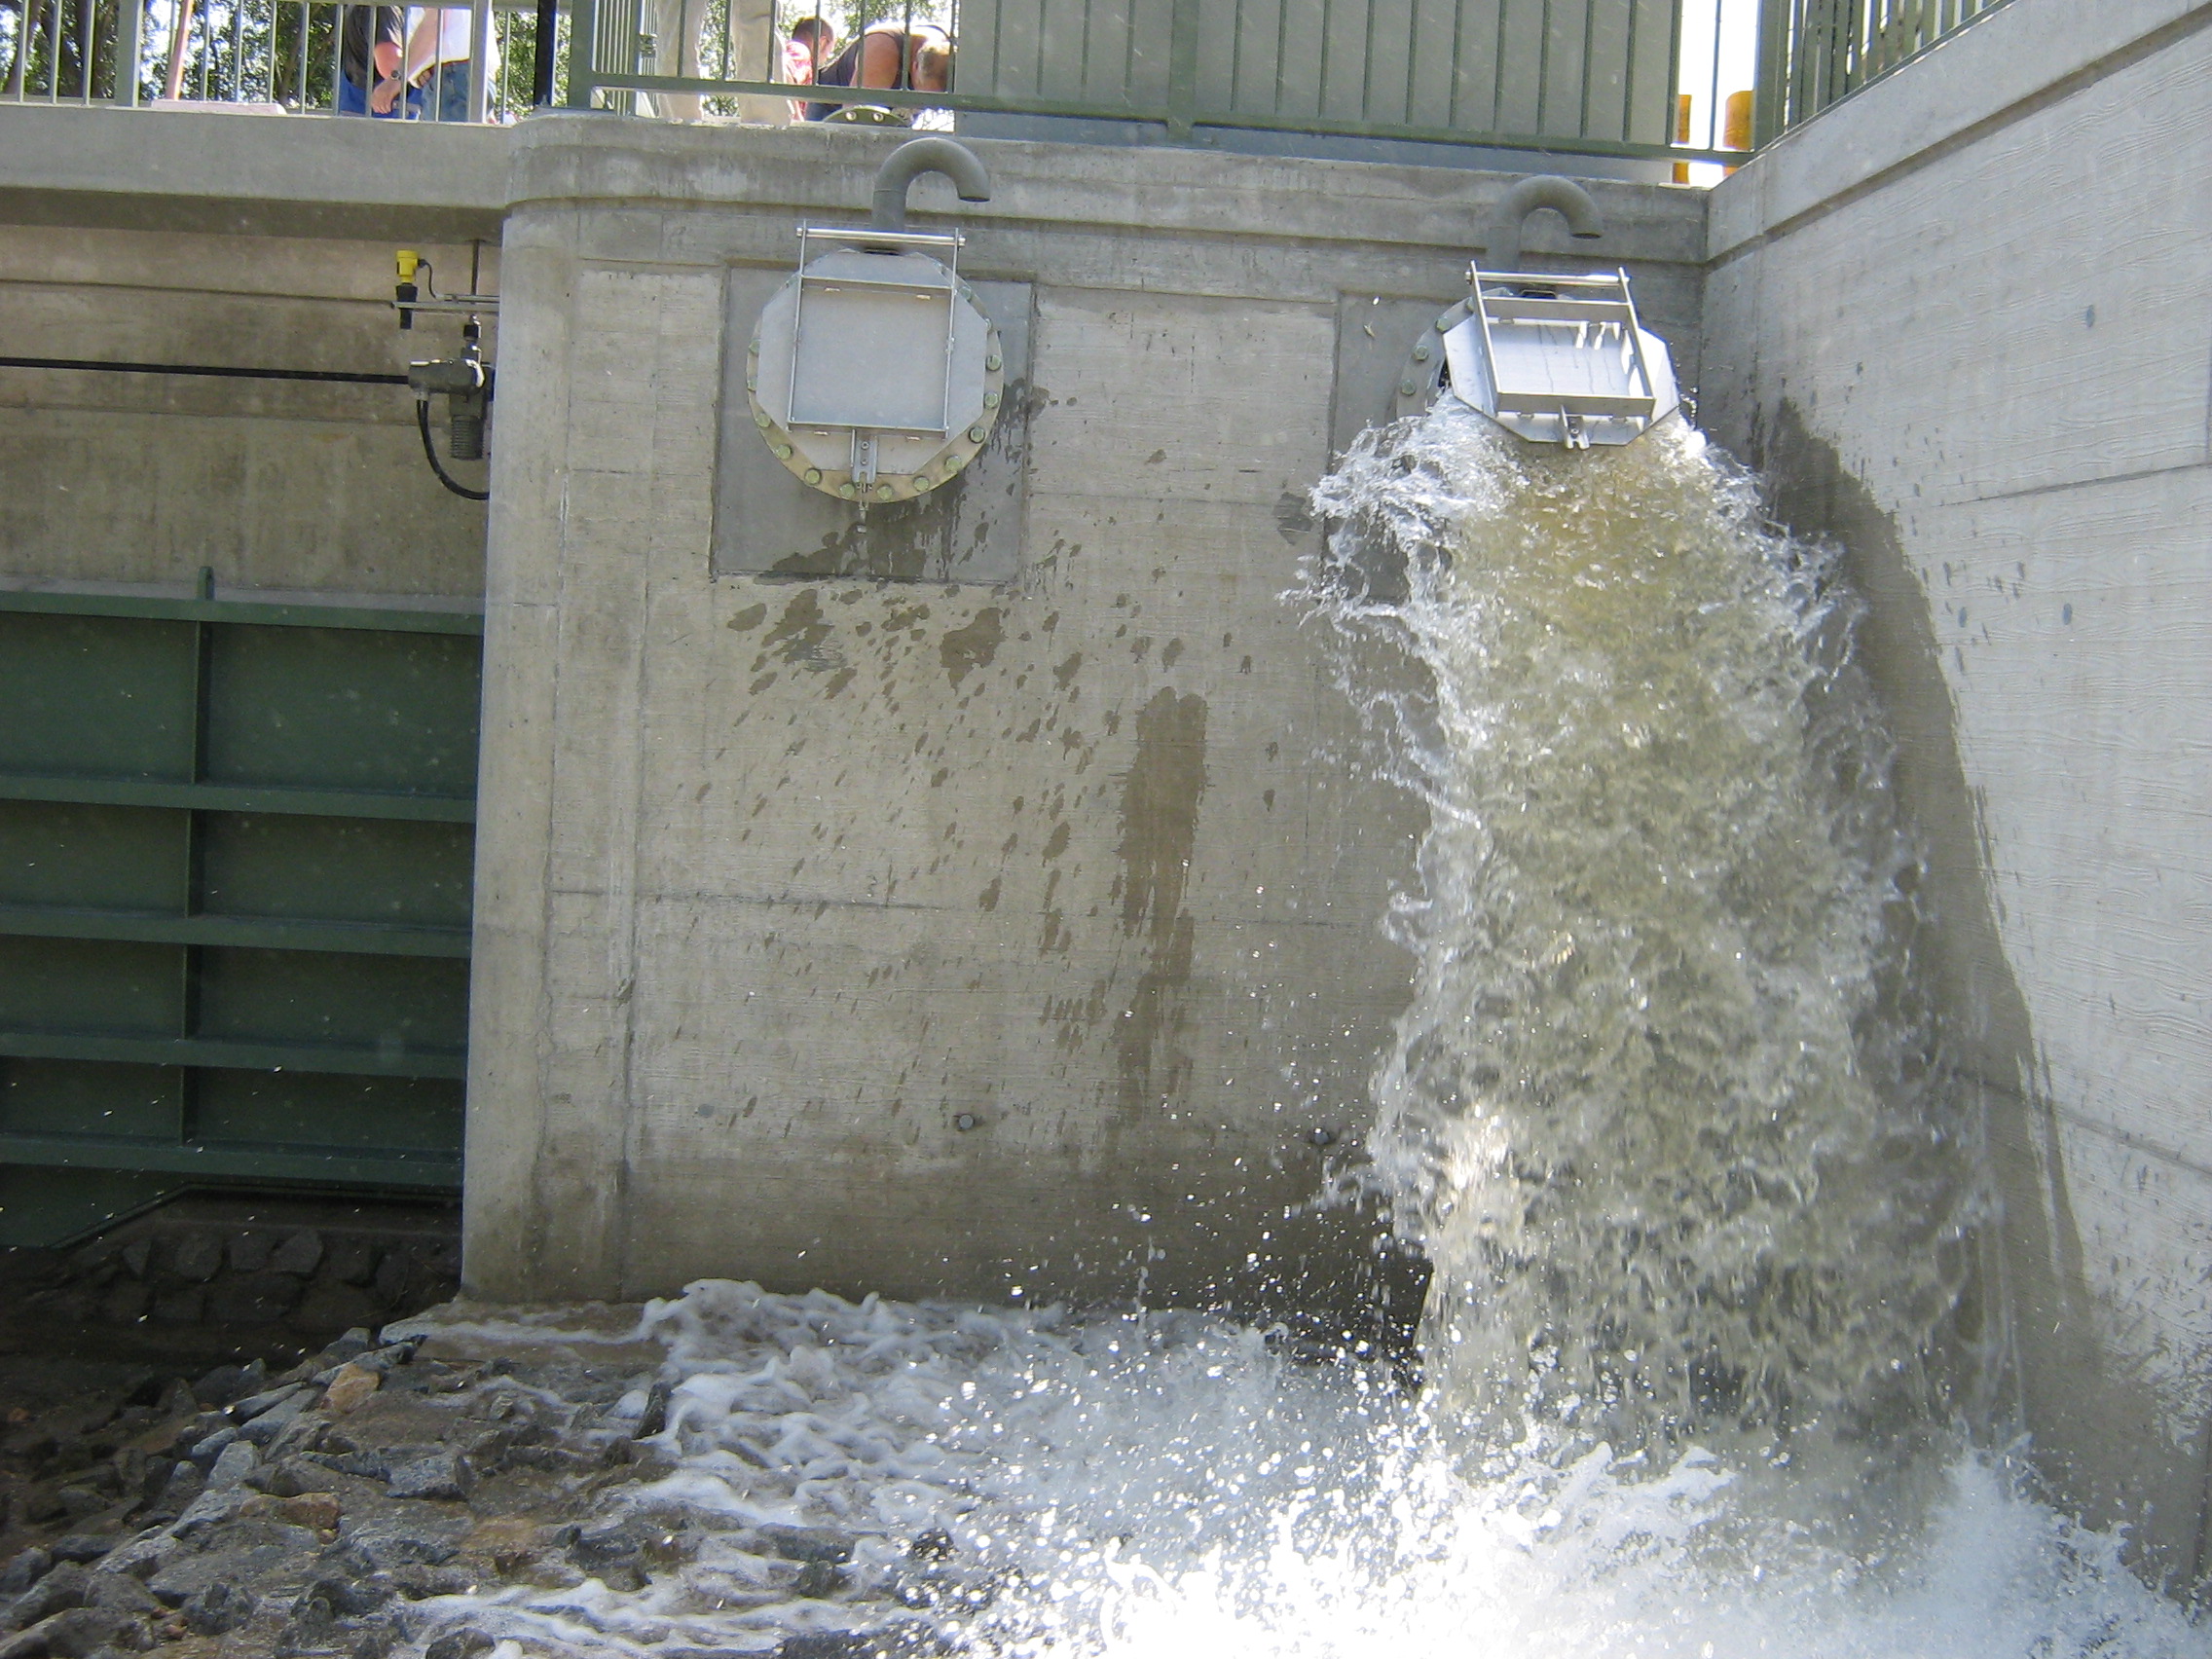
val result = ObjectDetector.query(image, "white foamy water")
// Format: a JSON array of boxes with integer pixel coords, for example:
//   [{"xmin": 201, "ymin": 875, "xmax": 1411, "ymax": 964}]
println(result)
[
  {"xmin": 431, "ymin": 405, "xmax": 2202, "ymax": 1657},
  {"xmin": 429, "ymin": 1283, "xmax": 2200, "ymax": 1659}
]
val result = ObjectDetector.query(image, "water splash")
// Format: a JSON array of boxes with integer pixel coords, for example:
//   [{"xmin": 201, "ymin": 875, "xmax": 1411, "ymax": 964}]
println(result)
[
  {"xmin": 1298, "ymin": 405, "xmax": 1987, "ymax": 1527},
  {"xmin": 416, "ymin": 1285, "xmax": 2198, "ymax": 1659}
]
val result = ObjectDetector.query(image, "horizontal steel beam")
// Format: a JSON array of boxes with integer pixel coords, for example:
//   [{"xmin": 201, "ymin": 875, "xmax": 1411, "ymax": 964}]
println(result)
[
  {"xmin": 0, "ymin": 589, "xmax": 485, "ymax": 636},
  {"xmin": 0, "ymin": 1029, "xmax": 468, "ymax": 1080},
  {"xmin": 0, "ymin": 1132, "xmax": 461, "ymax": 1189},
  {"xmin": 0, "ymin": 775, "xmax": 477, "ymax": 823},
  {"xmin": 0, "ymin": 904, "xmax": 471, "ymax": 959}
]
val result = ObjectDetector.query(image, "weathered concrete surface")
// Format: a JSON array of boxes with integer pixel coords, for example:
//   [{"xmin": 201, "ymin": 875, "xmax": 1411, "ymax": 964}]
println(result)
[
  {"xmin": 1701, "ymin": 0, "xmax": 2212, "ymax": 1589},
  {"xmin": 465, "ymin": 116, "xmax": 1708, "ymax": 1332},
  {"xmin": 0, "ymin": 104, "xmax": 503, "ymax": 599}
]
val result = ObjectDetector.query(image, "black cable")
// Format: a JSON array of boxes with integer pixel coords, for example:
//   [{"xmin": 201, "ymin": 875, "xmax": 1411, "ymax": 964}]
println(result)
[
  {"xmin": 417, "ymin": 403, "xmax": 491, "ymax": 501},
  {"xmin": 0, "ymin": 354, "xmax": 409, "ymax": 386}
]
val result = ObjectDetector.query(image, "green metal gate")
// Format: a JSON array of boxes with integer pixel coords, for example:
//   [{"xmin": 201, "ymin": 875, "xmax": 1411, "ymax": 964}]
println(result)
[{"xmin": 0, "ymin": 585, "xmax": 480, "ymax": 1247}]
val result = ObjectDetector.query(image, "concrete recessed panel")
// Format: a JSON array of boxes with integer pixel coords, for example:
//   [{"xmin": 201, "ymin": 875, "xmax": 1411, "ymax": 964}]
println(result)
[{"xmin": 713, "ymin": 265, "xmax": 1034, "ymax": 584}]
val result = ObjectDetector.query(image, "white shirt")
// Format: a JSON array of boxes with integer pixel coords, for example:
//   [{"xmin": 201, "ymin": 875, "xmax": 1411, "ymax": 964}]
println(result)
[{"xmin": 406, "ymin": 4, "xmax": 499, "ymax": 71}]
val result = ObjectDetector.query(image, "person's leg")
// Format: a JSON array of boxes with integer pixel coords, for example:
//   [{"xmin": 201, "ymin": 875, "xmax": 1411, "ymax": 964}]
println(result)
[
  {"xmin": 725, "ymin": 0, "xmax": 784, "ymax": 123},
  {"xmin": 641, "ymin": 0, "xmax": 700, "ymax": 118}
]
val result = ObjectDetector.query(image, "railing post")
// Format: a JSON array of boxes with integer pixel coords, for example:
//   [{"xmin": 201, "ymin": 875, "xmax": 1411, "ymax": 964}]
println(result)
[
  {"xmin": 532, "ymin": 0, "xmax": 557, "ymax": 103},
  {"xmin": 1164, "ymin": 0, "xmax": 1198, "ymax": 139},
  {"xmin": 564, "ymin": 0, "xmax": 596, "ymax": 104},
  {"xmin": 1751, "ymin": 0, "xmax": 1791, "ymax": 147},
  {"xmin": 466, "ymin": 0, "xmax": 492, "ymax": 117},
  {"xmin": 120, "ymin": 0, "xmax": 145, "ymax": 102}
]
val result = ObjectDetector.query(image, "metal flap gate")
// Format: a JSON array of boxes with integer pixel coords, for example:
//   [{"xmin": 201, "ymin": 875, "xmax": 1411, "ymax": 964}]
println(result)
[{"xmin": 0, "ymin": 585, "xmax": 480, "ymax": 1248}]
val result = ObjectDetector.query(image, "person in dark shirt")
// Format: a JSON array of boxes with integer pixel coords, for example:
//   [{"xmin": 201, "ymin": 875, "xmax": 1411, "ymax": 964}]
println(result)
[
  {"xmin": 802, "ymin": 21, "xmax": 949, "ymax": 122},
  {"xmin": 337, "ymin": 4, "xmax": 420, "ymax": 115}
]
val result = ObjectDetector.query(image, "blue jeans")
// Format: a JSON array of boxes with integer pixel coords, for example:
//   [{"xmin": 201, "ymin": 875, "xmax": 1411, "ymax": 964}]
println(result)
[
  {"xmin": 337, "ymin": 74, "xmax": 424, "ymax": 116},
  {"xmin": 419, "ymin": 61, "xmax": 471, "ymax": 122}
]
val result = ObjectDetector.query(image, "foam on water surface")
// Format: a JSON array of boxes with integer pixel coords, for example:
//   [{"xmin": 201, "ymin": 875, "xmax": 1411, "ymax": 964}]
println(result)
[{"xmin": 428, "ymin": 1282, "xmax": 2199, "ymax": 1658}]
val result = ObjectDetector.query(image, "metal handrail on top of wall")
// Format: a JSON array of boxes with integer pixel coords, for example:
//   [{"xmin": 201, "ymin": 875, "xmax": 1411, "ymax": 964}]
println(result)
[{"xmin": 1, "ymin": 0, "xmax": 2016, "ymax": 157}]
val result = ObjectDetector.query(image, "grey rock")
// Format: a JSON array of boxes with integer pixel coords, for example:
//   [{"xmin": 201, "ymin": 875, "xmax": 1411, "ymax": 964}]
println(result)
[
  {"xmin": 245, "ymin": 1458, "xmax": 332, "ymax": 1499},
  {"xmin": 756, "ymin": 1525, "xmax": 855, "ymax": 1565},
  {"xmin": 352, "ymin": 1345, "xmax": 416, "ymax": 1378},
  {"xmin": 309, "ymin": 1451, "xmax": 390, "ymax": 1482},
  {"xmin": 39, "ymin": 1545, "xmax": 105, "ymax": 1571},
  {"xmin": 0, "ymin": 1555, "xmax": 49, "ymax": 1599},
  {"xmin": 317, "ymin": 1328, "xmax": 376, "ymax": 1368},
  {"xmin": 323, "ymin": 1238, "xmax": 380, "ymax": 1286},
  {"xmin": 3, "ymin": 1563, "xmax": 88, "ymax": 1632},
  {"xmin": 52, "ymin": 1490, "xmax": 104, "ymax": 1522},
  {"xmin": 371, "ymin": 1252, "xmax": 410, "ymax": 1303},
  {"xmin": 385, "ymin": 1451, "xmax": 474, "ymax": 1502},
  {"xmin": 168, "ymin": 1234, "xmax": 224, "ymax": 1285},
  {"xmin": 423, "ymin": 1629, "xmax": 495, "ymax": 1659},
  {"xmin": 392, "ymin": 1566, "xmax": 475, "ymax": 1600},
  {"xmin": 182, "ymin": 1577, "xmax": 256, "ymax": 1637},
  {"xmin": 238, "ymin": 1393, "xmax": 312, "ymax": 1448},
  {"xmin": 89, "ymin": 1532, "xmax": 173, "ymax": 1583},
  {"xmin": 271, "ymin": 1232, "xmax": 324, "ymax": 1275},
  {"xmin": 81, "ymin": 1577, "xmax": 157, "ymax": 1620},
  {"xmin": 191, "ymin": 1359, "xmax": 263, "ymax": 1407},
  {"xmin": 342, "ymin": 1517, "xmax": 465, "ymax": 1569},
  {"xmin": 226, "ymin": 1233, "xmax": 272, "ymax": 1273},
  {"xmin": 168, "ymin": 1489, "xmax": 248, "ymax": 1539},
  {"xmin": 149, "ymin": 1460, "xmax": 204, "ymax": 1517},
  {"xmin": 231, "ymin": 1383, "xmax": 308, "ymax": 1422},
  {"xmin": 205, "ymin": 1440, "xmax": 259, "ymax": 1492},
  {"xmin": 293, "ymin": 1573, "xmax": 393, "ymax": 1619},
  {"xmin": 118, "ymin": 1239, "xmax": 152, "ymax": 1279},
  {"xmin": 148, "ymin": 1534, "xmax": 313, "ymax": 1610},
  {"xmin": 208, "ymin": 1271, "xmax": 302, "ymax": 1325},
  {"xmin": 185, "ymin": 1425, "xmax": 239, "ymax": 1471},
  {"xmin": 0, "ymin": 1604, "xmax": 142, "ymax": 1659}
]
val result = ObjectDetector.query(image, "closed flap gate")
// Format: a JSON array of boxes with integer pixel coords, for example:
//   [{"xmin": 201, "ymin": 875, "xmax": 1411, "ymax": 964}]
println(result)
[{"xmin": 0, "ymin": 587, "xmax": 480, "ymax": 1247}]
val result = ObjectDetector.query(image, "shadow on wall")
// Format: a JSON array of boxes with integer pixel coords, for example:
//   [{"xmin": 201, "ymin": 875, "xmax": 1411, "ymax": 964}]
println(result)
[{"xmin": 1749, "ymin": 400, "xmax": 2212, "ymax": 1598}]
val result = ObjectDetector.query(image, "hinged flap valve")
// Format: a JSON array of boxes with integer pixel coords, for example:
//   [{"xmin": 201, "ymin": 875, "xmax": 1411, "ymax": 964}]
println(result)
[
  {"xmin": 1394, "ymin": 175, "xmax": 1680, "ymax": 449},
  {"xmin": 1444, "ymin": 268, "xmax": 1679, "ymax": 449},
  {"xmin": 748, "ymin": 138, "xmax": 1003, "ymax": 504}
]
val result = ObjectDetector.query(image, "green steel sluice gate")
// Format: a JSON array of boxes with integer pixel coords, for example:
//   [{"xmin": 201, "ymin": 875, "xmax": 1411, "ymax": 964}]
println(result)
[{"xmin": 0, "ymin": 586, "xmax": 479, "ymax": 1248}]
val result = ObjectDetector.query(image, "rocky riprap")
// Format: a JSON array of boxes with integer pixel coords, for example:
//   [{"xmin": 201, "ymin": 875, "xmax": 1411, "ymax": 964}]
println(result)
[
  {"xmin": 0, "ymin": 1315, "xmax": 960, "ymax": 1659},
  {"xmin": 0, "ymin": 1198, "xmax": 461, "ymax": 1367}
]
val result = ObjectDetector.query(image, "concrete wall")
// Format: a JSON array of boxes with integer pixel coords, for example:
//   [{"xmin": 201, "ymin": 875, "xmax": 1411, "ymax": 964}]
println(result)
[
  {"xmin": 1700, "ymin": 0, "xmax": 2212, "ymax": 1588},
  {"xmin": 465, "ymin": 117, "xmax": 1707, "ymax": 1333},
  {"xmin": 0, "ymin": 105, "xmax": 506, "ymax": 601}
]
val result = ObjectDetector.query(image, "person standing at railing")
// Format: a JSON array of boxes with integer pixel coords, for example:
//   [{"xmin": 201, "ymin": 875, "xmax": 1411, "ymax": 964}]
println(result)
[
  {"xmin": 802, "ymin": 21, "xmax": 950, "ymax": 123},
  {"xmin": 782, "ymin": 16, "xmax": 835, "ymax": 122},
  {"xmin": 371, "ymin": 1, "xmax": 500, "ymax": 121},
  {"xmin": 338, "ymin": 5, "xmax": 422, "ymax": 116}
]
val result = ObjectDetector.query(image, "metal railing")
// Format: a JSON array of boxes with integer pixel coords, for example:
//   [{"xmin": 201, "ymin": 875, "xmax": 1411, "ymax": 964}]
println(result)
[
  {"xmin": 570, "ymin": 0, "xmax": 1743, "ymax": 162},
  {"xmin": 1751, "ymin": 0, "xmax": 2009, "ymax": 142},
  {"xmin": 1, "ymin": 0, "xmax": 556, "ymax": 116},
  {"xmin": 3, "ymin": 0, "xmax": 2016, "ymax": 156}
]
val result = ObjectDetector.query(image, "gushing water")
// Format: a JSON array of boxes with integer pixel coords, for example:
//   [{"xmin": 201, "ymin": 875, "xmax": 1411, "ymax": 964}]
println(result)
[{"xmin": 1300, "ymin": 405, "xmax": 1984, "ymax": 1531}]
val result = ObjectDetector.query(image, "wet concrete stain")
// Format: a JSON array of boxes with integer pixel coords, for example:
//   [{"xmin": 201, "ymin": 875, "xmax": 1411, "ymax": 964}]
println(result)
[
  {"xmin": 1111, "ymin": 688, "xmax": 1208, "ymax": 1118},
  {"xmin": 762, "ymin": 589, "xmax": 836, "ymax": 670},
  {"xmin": 940, "ymin": 608, "xmax": 1005, "ymax": 688}
]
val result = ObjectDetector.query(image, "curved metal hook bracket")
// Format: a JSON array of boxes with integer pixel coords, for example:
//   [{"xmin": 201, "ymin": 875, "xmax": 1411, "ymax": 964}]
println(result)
[
  {"xmin": 1481, "ymin": 175, "xmax": 1604, "ymax": 269},
  {"xmin": 871, "ymin": 137, "xmax": 994, "ymax": 233}
]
